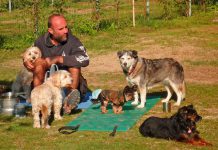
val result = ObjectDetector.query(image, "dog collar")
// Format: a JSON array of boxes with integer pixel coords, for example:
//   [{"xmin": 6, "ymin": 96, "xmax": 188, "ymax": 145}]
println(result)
[{"xmin": 128, "ymin": 59, "xmax": 138, "ymax": 75}]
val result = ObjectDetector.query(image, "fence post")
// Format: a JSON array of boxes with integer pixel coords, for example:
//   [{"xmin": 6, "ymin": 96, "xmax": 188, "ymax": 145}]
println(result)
[
  {"xmin": 132, "ymin": 0, "xmax": 135, "ymax": 27},
  {"xmin": 146, "ymin": 0, "xmax": 150, "ymax": 19},
  {"xmin": 8, "ymin": 0, "xmax": 12, "ymax": 13},
  {"xmin": 188, "ymin": 0, "xmax": 191, "ymax": 16},
  {"xmin": 116, "ymin": 0, "xmax": 120, "ymax": 27}
]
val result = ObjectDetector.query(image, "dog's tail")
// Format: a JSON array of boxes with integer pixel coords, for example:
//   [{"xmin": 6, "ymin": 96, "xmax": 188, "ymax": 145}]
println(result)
[
  {"xmin": 179, "ymin": 81, "xmax": 186, "ymax": 100},
  {"xmin": 41, "ymin": 105, "xmax": 49, "ymax": 128}
]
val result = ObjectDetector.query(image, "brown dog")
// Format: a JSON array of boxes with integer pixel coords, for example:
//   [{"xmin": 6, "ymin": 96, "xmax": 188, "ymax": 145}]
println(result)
[{"xmin": 98, "ymin": 85, "xmax": 137, "ymax": 114}]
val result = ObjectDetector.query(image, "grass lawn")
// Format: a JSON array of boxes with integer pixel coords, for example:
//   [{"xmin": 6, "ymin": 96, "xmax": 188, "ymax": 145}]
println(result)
[{"xmin": 0, "ymin": 84, "xmax": 217, "ymax": 150}]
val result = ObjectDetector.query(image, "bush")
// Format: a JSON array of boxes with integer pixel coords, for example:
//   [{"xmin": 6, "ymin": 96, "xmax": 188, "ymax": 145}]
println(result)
[
  {"xmin": 73, "ymin": 18, "xmax": 98, "ymax": 35},
  {"xmin": 159, "ymin": 0, "xmax": 178, "ymax": 19}
]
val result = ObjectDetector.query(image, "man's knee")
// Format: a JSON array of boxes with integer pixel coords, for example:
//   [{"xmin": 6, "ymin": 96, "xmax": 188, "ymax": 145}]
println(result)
[{"xmin": 68, "ymin": 67, "xmax": 81, "ymax": 89}]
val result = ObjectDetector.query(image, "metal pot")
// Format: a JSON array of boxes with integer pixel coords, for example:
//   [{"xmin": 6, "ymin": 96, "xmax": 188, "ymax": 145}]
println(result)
[{"xmin": 0, "ymin": 92, "xmax": 17, "ymax": 115}]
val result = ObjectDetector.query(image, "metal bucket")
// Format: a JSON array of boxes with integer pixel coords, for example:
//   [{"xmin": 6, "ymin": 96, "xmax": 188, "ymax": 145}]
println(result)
[{"xmin": 0, "ymin": 92, "xmax": 17, "ymax": 115}]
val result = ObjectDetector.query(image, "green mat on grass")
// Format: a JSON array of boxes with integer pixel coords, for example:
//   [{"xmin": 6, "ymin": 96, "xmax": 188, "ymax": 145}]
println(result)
[{"xmin": 67, "ymin": 96, "xmax": 161, "ymax": 131}]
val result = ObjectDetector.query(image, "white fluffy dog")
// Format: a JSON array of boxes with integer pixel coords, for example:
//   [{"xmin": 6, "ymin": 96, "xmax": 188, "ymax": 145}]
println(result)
[
  {"xmin": 31, "ymin": 70, "xmax": 72, "ymax": 129},
  {"xmin": 12, "ymin": 46, "xmax": 42, "ymax": 100}
]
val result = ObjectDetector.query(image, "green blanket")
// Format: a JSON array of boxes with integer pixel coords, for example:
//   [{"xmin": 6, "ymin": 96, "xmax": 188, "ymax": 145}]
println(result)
[{"xmin": 67, "ymin": 96, "xmax": 161, "ymax": 131}]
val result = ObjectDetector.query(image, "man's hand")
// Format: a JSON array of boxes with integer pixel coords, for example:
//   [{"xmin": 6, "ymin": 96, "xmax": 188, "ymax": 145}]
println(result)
[
  {"xmin": 45, "ymin": 56, "xmax": 63, "ymax": 67},
  {"xmin": 23, "ymin": 60, "xmax": 34, "ymax": 71}
]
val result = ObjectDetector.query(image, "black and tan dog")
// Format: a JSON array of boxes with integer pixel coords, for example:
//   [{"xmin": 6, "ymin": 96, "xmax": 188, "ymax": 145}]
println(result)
[
  {"xmin": 97, "ymin": 85, "xmax": 137, "ymax": 114},
  {"xmin": 139, "ymin": 105, "xmax": 212, "ymax": 146}
]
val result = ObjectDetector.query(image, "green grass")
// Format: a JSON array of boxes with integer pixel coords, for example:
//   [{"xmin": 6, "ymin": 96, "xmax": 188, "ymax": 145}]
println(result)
[{"xmin": 0, "ymin": 84, "xmax": 218, "ymax": 149}]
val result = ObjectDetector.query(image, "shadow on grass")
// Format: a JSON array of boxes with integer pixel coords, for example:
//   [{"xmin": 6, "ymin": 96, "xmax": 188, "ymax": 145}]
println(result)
[{"xmin": 0, "ymin": 115, "xmax": 14, "ymax": 122}]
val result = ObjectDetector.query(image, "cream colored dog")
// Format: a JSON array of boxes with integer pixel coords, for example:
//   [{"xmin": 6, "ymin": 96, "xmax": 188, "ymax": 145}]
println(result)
[
  {"xmin": 31, "ymin": 70, "xmax": 72, "ymax": 129},
  {"xmin": 12, "ymin": 46, "xmax": 42, "ymax": 100}
]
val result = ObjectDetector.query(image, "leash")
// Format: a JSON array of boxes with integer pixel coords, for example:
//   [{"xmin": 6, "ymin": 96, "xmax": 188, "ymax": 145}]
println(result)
[
  {"xmin": 58, "ymin": 124, "xmax": 80, "ymax": 134},
  {"xmin": 109, "ymin": 125, "xmax": 118, "ymax": 137}
]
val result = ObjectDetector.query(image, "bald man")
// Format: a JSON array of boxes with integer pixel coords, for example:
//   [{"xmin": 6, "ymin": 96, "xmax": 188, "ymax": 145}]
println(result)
[{"xmin": 24, "ymin": 14, "xmax": 89, "ymax": 111}]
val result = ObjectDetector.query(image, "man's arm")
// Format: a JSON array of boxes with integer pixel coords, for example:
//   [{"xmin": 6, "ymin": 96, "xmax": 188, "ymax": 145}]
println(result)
[
  {"xmin": 45, "ymin": 56, "xmax": 63, "ymax": 68},
  {"xmin": 62, "ymin": 33, "xmax": 89, "ymax": 68},
  {"xmin": 63, "ymin": 52, "xmax": 89, "ymax": 68}
]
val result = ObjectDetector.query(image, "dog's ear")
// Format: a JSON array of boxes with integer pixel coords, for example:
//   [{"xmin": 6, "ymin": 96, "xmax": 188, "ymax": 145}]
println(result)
[
  {"xmin": 38, "ymin": 49, "xmax": 42, "ymax": 58},
  {"xmin": 50, "ymin": 72, "xmax": 61, "ymax": 87},
  {"xmin": 187, "ymin": 104, "xmax": 194, "ymax": 109},
  {"xmin": 131, "ymin": 50, "xmax": 138, "ymax": 58},
  {"xmin": 119, "ymin": 96, "xmax": 125, "ymax": 103},
  {"xmin": 33, "ymin": 46, "xmax": 42, "ymax": 58},
  {"xmin": 123, "ymin": 85, "xmax": 130, "ymax": 93},
  {"xmin": 178, "ymin": 106, "xmax": 188, "ymax": 114},
  {"xmin": 22, "ymin": 51, "xmax": 28, "ymax": 61},
  {"xmin": 117, "ymin": 50, "xmax": 124, "ymax": 58},
  {"xmin": 132, "ymin": 85, "xmax": 138, "ymax": 91}
]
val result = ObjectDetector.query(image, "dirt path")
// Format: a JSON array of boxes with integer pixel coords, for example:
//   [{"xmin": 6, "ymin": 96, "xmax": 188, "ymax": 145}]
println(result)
[{"xmin": 83, "ymin": 44, "xmax": 218, "ymax": 85}]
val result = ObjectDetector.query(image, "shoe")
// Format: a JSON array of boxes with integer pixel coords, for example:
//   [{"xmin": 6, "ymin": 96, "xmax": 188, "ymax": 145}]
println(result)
[{"xmin": 63, "ymin": 89, "xmax": 80, "ymax": 114}]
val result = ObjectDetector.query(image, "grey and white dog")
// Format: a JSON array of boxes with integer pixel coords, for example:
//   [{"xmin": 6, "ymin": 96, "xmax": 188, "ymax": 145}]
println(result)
[{"xmin": 117, "ymin": 50, "xmax": 185, "ymax": 108}]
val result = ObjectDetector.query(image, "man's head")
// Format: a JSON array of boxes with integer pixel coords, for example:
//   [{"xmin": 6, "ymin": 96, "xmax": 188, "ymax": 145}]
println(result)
[{"xmin": 48, "ymin": 14, "xmax": 68, "ymax": 44}]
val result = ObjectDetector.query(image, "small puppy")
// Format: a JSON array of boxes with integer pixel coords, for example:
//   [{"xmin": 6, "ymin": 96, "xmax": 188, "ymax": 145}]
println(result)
[
  {"xmin": 139, "ymin": 105, "xmax": 212, "ymax": 146},
  {"xmin": 31, "ymin": 70, "xmax": 72, "ymax": 129},
  {"xmin": 12, "ymin": 46, "xmax": 42, "ymax": 100},
  {"xmin": 98, "ymin": 85, "xmax": 137, "ymax": 114}
]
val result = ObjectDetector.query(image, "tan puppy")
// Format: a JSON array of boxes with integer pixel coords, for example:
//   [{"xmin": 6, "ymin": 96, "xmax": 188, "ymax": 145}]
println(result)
[
  {"xmin": 31, "ymin": 70, "xmax": 72, "ymax": 129},
  {"xmin": 99, "ymin": 85, "xmax": 137, "ymax": 114},
  {"xmin": 12, "ymin": 46, "xmax": 41, "ymax": 100}
]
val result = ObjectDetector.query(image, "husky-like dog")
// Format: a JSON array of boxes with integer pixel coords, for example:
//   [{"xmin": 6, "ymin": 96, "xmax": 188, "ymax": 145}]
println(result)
[{"xmin": 117, "ymin": 50, "xmax": 185, "ymax": 108}]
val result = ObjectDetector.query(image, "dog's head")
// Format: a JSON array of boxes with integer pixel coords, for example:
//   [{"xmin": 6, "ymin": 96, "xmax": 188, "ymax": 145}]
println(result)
[
  {"xmin": 185, "ymin": 119, "xmax": 198, "ymax": 135},
  {"xmin": 23, "ymin": 46, "xmax": 42, "ymax": 62},
  {"xmin": 48, "ymin": 70, "xmax": 72, "ymax": 88},
  {"xmin": 117, "ymin": 50, "xmax": 138, "ymax": 72},
  {"xmin": 177, "ymin": 105, "xmax": 202, "ymax": 123},
  {"xmin": 123, "ymin": 85, "xmax": 137, "ymax": 101}
]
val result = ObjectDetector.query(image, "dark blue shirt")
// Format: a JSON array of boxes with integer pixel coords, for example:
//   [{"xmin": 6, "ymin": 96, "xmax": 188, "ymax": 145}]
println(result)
[{"xmin": 34, "ymin": 32, "xmax": 89, "ymax": 68}]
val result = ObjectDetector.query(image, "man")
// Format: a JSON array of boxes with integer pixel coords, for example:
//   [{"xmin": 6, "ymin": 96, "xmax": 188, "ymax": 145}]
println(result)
[{"xmin": 24, "ymin": 14, "xmax": 89, "ymax": 112}]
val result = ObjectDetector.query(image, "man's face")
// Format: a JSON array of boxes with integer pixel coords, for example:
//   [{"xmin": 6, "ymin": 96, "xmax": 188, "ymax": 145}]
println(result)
[{"xmin": 48, "ymin": 16, "xmax": 68, "ymax": 43}]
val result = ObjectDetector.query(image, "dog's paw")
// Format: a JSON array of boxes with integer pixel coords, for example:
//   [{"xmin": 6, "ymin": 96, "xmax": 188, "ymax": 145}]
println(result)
[
  {"xmin": 101, "ymin": 110, "xmax": 108, "ymax": 114},
  {"xmin": 33, "ymin": 123, "xmax": 41, "ymax": 128},
  {"xmin": 131, "ymin": 101, "xmax": 138, "ymax": 105},
  {"xmin": 55, "ymin": 116, "xmax": 63, "ymax": 120},
  {"xmin": 174, "ymin": 102, "xmax": 180, "ymax": 106},
  {"xmin": 137, "ymin": 104, "xmax": 145, "ymax": 108},
  {"xmin": 45, "ymin": 125, "xmax": 51, "ymax": 129},
  {"xmin": 161, "ymin": 99, "xmax": 169, "ymax": 103}
]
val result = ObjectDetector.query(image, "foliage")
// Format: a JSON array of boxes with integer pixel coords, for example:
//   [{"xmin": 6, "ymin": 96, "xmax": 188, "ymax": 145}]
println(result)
[
  {"xmin": 72, "ymin": 17, "xmax": 98, "ymax": 35},
  {"xmin": 159, "ymin": 0, "xmax": 178, "ymax": 19},
  {"xmin": 52, "ymin": 0, "xmax": 66, "ymax": 14}
]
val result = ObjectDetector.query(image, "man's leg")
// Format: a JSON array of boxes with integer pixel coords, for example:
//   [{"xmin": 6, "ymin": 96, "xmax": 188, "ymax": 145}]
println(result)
[
  {"xmin": 68, "ymin": 67, "xmax": 81, "ymax": 89},
  {"xmin": 63, "ymin": 67, "xmax": 81, "ymax": 114}
]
